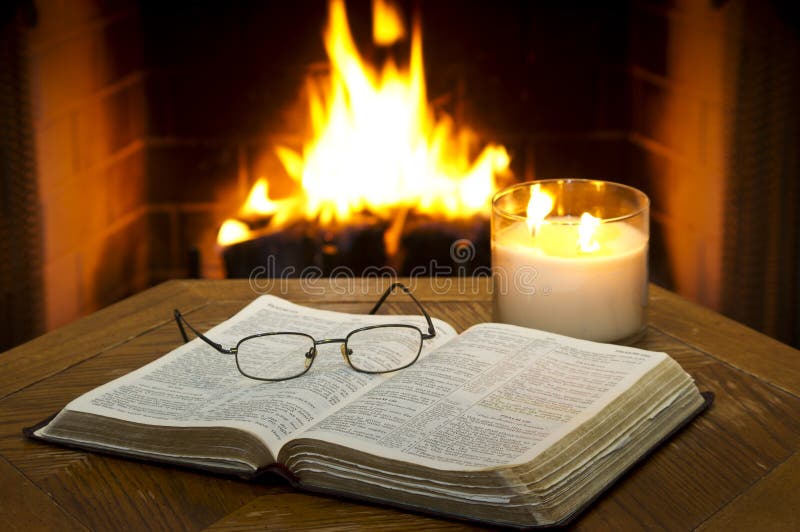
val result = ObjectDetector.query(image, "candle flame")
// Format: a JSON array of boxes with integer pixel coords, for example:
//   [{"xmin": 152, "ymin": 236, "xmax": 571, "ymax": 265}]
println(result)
[
  {"xmin": 578, "ymin": 212, "xmax": 601, "ymax": 253},
  {"xmin": 525, "ymin": 184, "xmax": 603, "ymax": 253},
  {"xmin": 526, "ymin": 183, "xmax": 554, "ymax": 235}
]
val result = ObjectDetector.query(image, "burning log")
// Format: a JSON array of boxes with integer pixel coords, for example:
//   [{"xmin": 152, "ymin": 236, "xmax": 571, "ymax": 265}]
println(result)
[
  {"xmin": 221, "ymin": 222, "xmax": 316, "ymax": 278},
  {"xmin": 398, "ymin": 214, "xmax": 490, "ymax": 276},
  {"xmin": 221, "ymin": 214, "xmax": 387, "ymax": 278},
  {"xmin": 316, "ymin": 214, "xmax": 388, "ymax": 275}
]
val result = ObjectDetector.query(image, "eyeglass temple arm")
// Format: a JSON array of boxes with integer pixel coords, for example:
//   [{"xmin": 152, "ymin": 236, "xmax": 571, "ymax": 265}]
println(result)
[
  {"xmin": 368, "ymin": 282, "xmax": 436, "ymax": 339},
  {"xmin": 173, "ymin": 310, "xmax": 235, "ymax": 354}
]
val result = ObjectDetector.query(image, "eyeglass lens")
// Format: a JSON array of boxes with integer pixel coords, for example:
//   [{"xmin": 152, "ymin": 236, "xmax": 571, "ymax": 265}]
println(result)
[
  {"xmin": 346, "ymin": 326, "xmax": 423, "ymax": 373},
  {"xmin": 235, "ymin": 325, "xmax": 424, "ymax": 380},
  {"xmin": 236, "ymin": 333, "xmax": 315, "ymax": 380}
]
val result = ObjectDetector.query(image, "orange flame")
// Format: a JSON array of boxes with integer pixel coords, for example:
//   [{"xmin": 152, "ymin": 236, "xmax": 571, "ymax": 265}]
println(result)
[
  {"xmin": 372, "ymin": 0, "xmax": 405, "ymax": 45},
  {"xmin": 240, "ymin": 178, "xmax": 278, "ymax": 217},
  {"xmin": 218, "ymin": 0, "xmax": 510, "ymax": 247}
]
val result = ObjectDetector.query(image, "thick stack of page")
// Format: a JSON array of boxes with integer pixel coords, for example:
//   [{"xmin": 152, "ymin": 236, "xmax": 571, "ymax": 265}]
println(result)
[
  {"xmin": 29, "ymin": 295, "xmax": 709, "ymax": 528},
  {"xmin": 277, "ymin": 326, "xmax": 705, "ymax": 526}
]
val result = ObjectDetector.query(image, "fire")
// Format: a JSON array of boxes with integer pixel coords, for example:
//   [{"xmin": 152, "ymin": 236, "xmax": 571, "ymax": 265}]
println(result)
[
  {"xmin": 218, "ymin": 219, "xmax": 250, "ymax": 247},
  {"xmin": 372, "ymin": 0, "xmax": 405, "ymax": 45},
  {"xmin": 526, "ymin": 183, "xmax": 554, "ymax": 236},
  {"xmin": 525, "ymin": 185, "xmax": 602, "ymax": 254},
  {"xmin": 218, "ymin": 0, "xmax": 510, "ymax": 247},
  {"xmin": 577, "ymin": 212, "xmax": 601, "ymax": 253},
  {"xmin": 241, "ymin": 178, "xmax": 278, "ymax": 217}
]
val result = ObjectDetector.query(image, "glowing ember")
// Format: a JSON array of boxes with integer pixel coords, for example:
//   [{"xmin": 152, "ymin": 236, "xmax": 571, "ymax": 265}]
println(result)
[{"xmin": 218, "ymin": 0, "xmax": 510, "ymax": 248}]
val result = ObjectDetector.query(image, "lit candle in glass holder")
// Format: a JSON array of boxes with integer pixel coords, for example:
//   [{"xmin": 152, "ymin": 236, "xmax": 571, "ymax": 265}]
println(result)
[{"xmin": 491, "ymin": 179, "xmax": 649, "ymax": 343}]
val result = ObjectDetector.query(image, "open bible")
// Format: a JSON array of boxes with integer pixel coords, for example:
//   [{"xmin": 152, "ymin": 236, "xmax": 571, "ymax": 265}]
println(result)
[{"xmin": 28, "ymin": 294, "xmax": 711, "ymax": 529}]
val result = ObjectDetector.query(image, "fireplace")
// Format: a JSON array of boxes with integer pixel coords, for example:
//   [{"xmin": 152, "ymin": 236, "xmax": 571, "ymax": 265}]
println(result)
[
  {"xmin": 214, "ymin": 0, "xmax": 510, "ymax": 279},
  {"xmin": 2, "ymin": 0, "xmax": 798, "ymax": 350}
]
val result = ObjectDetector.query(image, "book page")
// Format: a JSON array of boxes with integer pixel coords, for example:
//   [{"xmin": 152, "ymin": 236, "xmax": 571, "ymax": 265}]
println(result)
[
  {"xmin": 52, "ymin": 295, "xmax": 456, "ymax": 455},
  {"xmin": 294, "ymin": 322, "xmax": 667, "ymax": 471}
]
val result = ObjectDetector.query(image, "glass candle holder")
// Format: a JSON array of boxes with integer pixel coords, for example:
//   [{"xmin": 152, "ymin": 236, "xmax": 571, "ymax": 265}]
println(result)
[{"xmin": 491, "ymin": 179, "xmax": 649, "ymax": 344}]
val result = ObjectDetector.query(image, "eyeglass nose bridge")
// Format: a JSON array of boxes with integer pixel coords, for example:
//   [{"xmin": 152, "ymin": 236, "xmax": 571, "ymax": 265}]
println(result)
[{"xmin": 310, "ymin": 337, "xmax": 349, "ymax": 364}]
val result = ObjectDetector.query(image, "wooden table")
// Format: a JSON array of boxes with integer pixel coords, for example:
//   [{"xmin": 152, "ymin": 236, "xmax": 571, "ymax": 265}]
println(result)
[{"xmin": 1, "ymin": 278, "xmax": 799, "ymax": 530}]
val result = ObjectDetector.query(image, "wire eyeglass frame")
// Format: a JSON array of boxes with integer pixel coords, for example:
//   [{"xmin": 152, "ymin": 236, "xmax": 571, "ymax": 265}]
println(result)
[{"xmin": 173, "ymin": 282, "xmax": 436, "ymax": 381}]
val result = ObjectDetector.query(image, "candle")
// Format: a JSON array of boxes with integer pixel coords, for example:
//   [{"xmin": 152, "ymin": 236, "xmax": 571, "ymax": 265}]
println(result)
[{"xmin": 491, "ymin": 180, "xmax": 649, "ymax": 343}]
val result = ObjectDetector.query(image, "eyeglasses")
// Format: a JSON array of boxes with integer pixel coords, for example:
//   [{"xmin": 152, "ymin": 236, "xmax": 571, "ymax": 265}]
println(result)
[{"xmin": 173, "ymin": 282, "xmax": 436, "ymax": 382}]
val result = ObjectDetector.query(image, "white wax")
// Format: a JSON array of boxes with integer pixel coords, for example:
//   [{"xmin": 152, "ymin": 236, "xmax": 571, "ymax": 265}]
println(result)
[{"xmin": 492, "ymin": 219, "xmax": 648, "ymax": 342}]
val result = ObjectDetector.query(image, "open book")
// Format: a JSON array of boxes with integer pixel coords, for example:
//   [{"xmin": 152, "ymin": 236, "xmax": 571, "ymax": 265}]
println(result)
[{"xmin": 28, "ymin": 294, "xmax": 711, "ymax": 529}]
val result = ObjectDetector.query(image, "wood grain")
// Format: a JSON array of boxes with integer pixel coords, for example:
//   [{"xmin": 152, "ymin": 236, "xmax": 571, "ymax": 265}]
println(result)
[
  {"xmin": 0, "ymin": 280, "xmax": 206, "ymax": 399},
  {"xmin": 1, "ymin": 278, "xmax": 799, "ymax": 530},
  {"xmin": 204, "ymin": 492, "xmax": 487, "ymax": 531},
  {"xmin": 698, "ymin": 450, "xmax": 800, "ymax": 531},
  {"xmin": 0, "ymin": 455, "xmax": 87, "ymax": 531},
  {"xmin": 649, "ymin": 284, "xmax": 800, "ymax": 396}
]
